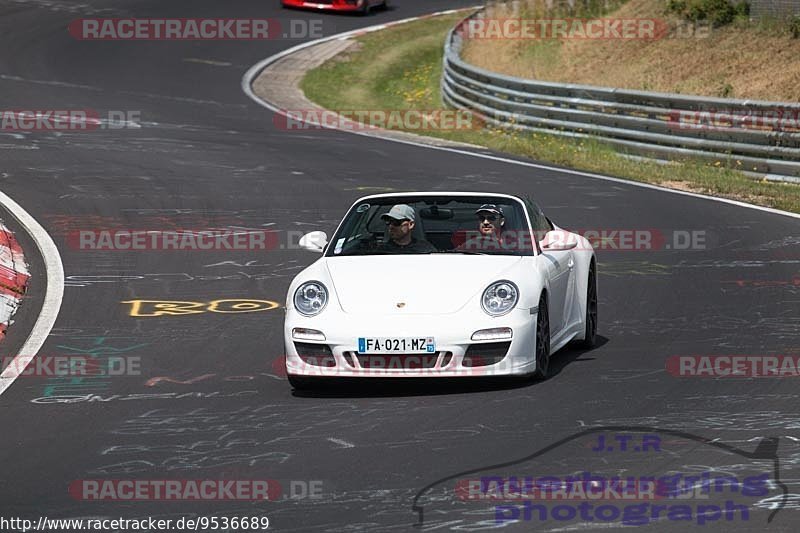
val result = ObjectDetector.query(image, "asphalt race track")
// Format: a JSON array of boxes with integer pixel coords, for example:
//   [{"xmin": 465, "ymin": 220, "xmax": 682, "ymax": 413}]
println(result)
[{"xmin": 1, "ymin": 0, "xmax": 799, "ymax": 531}]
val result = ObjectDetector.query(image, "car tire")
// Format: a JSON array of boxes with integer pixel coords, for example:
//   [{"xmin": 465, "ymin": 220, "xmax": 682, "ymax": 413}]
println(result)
[
  {"xmin": 531, "ymin": 293, "xmax": 551, "ymax": 380},
  {"xmin": 358, "ymin": 0, "xmax": 370, "ymax": 15},
  {"xmin": 578, "ymin": 261, "xmax": 597, "ymax": 349}
]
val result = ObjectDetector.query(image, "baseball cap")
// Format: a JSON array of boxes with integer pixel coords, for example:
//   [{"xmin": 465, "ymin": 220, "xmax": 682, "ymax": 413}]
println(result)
[
  {"xmin": 381, "ymin": 204, "xmax": 416, "ymax": 222},
  {"xmin": 475, "ymin": 204, "xmax": 504, "ymax": 217}
]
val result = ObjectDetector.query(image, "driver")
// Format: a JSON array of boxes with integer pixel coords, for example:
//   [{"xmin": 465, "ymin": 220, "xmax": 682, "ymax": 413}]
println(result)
[
  {"xmin": 378, "ymin": 204, "xmax": 436, "ymax": 253},
  {"xmin": 457, "ymin": 204, "xmax": 508, "ymax": 251}
]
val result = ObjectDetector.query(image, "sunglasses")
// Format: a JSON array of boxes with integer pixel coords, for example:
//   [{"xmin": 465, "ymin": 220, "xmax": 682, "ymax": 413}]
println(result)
[
  {"xmin": 478, "ymin": 215, "xmax": 498, "ymax": 223},
  {"xmin": 385, "ymin": 219, "xmax": 409, "ymax": 227}
]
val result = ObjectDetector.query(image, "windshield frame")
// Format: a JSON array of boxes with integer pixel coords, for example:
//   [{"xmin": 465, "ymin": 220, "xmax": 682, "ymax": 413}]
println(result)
[{"xmin": 324, "ymin": 193, "xmax": 538, "ymax": 258}]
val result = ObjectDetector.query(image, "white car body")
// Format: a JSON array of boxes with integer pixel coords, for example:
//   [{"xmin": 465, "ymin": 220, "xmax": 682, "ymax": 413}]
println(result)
[{"xmin": 284, "ymin": 192, "xmax": 596, "ymax": 382}]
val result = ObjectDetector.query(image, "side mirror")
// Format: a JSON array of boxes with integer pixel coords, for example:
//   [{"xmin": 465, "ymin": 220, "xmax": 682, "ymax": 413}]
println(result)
[
  {"xmin": 541, "ymin": 230, "xmax": 578, "ymax": 251},
  {"xmin": 299, "ymin": 231, "xmax": 328, "ymax": 253}
]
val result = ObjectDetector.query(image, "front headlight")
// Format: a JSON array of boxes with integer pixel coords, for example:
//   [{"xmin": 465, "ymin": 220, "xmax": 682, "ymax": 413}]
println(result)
[
  {"xmin": 293, "ymin": 281, "xmax": 328, "ymax": 316},
  {"xmin": 481, "ymin": 280, "xmax": 518, "ymax": 316}
]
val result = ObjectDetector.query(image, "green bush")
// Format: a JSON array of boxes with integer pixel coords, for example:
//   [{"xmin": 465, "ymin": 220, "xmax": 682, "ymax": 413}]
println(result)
[
  {"xmin": 790, "ymin": 15, "xmax": 800, "ymax": 38},
  {"xmin": 667, "ymin": 0, "xmax": 743, "ymax": 27},
  {"xmin": 693, "ymin": 0, "xmax": 735, "ymax": 26},
  {"xmin": 666, "ymin": 0, "xmax": 687, "ymax": 12},
  {"xmin": 718, "ymin": 82, "xmax": 734, "ymax": 98}
]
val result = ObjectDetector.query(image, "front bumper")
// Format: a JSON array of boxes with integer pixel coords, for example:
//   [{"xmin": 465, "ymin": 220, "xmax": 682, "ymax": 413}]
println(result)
[{"xmin": 284, "ymin": 307, "xmax": 538, "ymax": 378}]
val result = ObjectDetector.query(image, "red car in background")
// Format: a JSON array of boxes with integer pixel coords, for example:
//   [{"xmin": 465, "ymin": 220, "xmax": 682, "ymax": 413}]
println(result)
[{"xmin": 281, "ymin": 0, "xmax": 387, "ymax": 15}]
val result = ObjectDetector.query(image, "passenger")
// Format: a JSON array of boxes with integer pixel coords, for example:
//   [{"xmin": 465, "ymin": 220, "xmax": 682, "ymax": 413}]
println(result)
[{"xmin": 378, "ymin": 204, "xmax": 436, "ymax": 253}]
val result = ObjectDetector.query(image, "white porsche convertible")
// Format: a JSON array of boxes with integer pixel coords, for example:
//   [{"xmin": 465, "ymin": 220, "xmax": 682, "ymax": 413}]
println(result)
[{"xmin": 284, "ymin": 192, "xmax": 597, "ymax": 388}]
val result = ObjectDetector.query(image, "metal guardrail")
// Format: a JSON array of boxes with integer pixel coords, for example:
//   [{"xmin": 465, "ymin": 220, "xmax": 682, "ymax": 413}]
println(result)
[{"xmin": 442, "ymin": 11, "xmax": 800, "ymax": 183}]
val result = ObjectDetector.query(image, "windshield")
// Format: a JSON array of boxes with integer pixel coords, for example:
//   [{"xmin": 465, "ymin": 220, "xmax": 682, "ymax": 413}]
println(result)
[{"xmin": 325, "ymin": 196, "xmax": 536, "ymax": 257}]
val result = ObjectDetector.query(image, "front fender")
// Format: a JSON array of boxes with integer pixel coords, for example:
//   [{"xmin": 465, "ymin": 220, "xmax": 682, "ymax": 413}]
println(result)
[{"xmin": 571, "ymin": 234, "xmax": 596, "ymax": 339}]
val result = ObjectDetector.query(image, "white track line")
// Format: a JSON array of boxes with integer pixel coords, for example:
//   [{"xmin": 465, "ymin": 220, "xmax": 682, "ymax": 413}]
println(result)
[
  {"xmin": 0, "ymin": 190, "xmax": 64, "ymax": 396},
  {"xmin": 241, "ymin": 8, "xmax": 800, "ymax": 221}
]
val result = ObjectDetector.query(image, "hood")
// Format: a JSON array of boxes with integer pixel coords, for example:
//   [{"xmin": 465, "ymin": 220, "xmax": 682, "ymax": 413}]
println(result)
[{"xmin": 324, "ymin": 255, "xmax": 522, "ymax": 315}]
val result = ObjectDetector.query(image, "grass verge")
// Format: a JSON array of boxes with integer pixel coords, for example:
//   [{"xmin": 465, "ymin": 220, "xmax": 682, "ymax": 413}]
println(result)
[
  {"xmin": 461, "ymin": 0, "xmax": 800, "ymax": 101},
  {"xmin": 301, "ymin": 12, "xmax": 800, "ymax": 214}
]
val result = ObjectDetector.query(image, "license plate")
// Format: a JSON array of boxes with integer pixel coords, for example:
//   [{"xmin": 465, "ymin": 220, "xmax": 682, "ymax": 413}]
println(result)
[{"xmin": 357, "ymin": 337, "xmax": 435, "ymax": 354}]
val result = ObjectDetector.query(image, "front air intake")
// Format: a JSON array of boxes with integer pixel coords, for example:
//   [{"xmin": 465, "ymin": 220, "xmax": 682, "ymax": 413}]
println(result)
[
  {"xmin": 463, "ymin": 342, "xmax": 511, "ymax": 367},
  {"xmin": 294, "ymin": 342, "xmax": 336, "ymax": 367}
]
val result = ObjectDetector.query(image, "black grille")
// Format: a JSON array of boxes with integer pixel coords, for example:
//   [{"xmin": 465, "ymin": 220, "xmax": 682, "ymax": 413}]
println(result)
[
  {"xmin": 294, "ymin": 342, "xmax": 336, "ymax": 367},
  {"xmin": 349, "ymin": 352, "xmax": 439, "ymax": 369},
  {"xmin": 440, "ymin": 352, "xmax": 454, "ymax": 368},
  {"xmin": 463, "ymin": 342, "xmax": 510, "ymax": 367}
]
